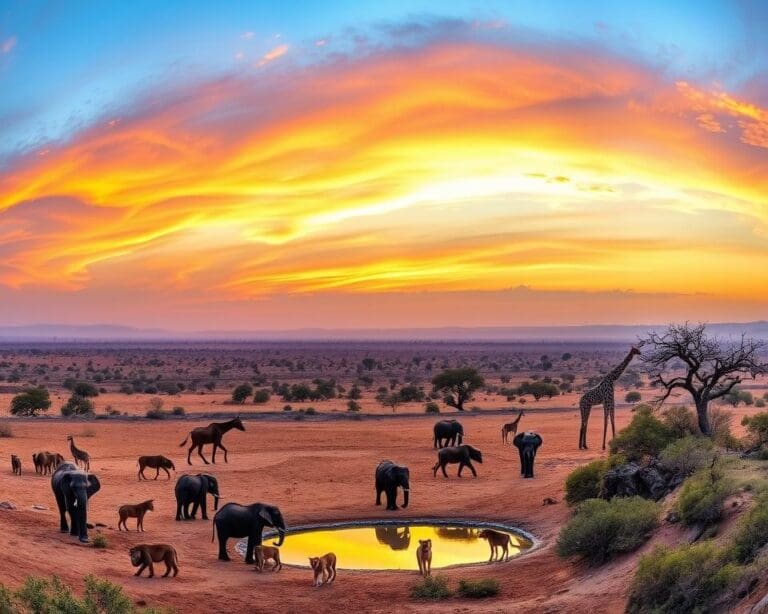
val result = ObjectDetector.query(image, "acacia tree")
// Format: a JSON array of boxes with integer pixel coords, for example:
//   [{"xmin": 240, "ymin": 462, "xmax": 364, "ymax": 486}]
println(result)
[
  {"xmin": 641, "ymin": 323, "xmax": 766, "ymax": 436},
  {"xmin": 431, "ymin": 367, "xmax": 484, "ymax": 411}
]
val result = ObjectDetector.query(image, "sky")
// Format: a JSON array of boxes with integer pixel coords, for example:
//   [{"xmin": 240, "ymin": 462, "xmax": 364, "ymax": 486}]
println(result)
[{"xmin": 0, "ymin": 1, "xmax": 767, "ymax": 331}]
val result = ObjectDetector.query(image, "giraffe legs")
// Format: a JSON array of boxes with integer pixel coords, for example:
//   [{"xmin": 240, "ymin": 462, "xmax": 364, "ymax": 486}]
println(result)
[
  {"xmin": 602, "ymin": 397, "xmax": 615, "ymax": 450},
  {"xmin": 579, "ymin": 401, "xmax": 591, "ymax": 450}
]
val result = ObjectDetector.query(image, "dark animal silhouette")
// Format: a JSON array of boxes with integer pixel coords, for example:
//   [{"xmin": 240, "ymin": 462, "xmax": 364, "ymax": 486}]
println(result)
[
  {"xmin": 375, "ymin": 526, "xmax": 411, "ymax": 550},
  {"xmin": 478, "ymin": 529, "xmax": 511, "ymax": 561},
  {"xmin": 212, "ymin": 502, "xmax": 286, "ymax": 563},
  {"xmin": 179, "ymin": 417, "xmax": 245, "ymax": 465},
  {"xmin": 50, "ymin": 462, "xmax": 100, "ymax": 542},
  {"xmin": 11, "ymin": 454, "xmax": 21, "ymax": 475},
  {"xmin": 138, "ymin": 455, "xmax": 175, "ymax": 480},
  {"xmin": 375, "ymin": 460, "xmax": 410, "ymax": 510},
  {"xmin": 67, "ymin": 435, "xmax": 90, "ymax": 471},
  {"xmin": 175, "ymin": 473, "xmax": 220, "ymax": 521},
  {"xmin": 432, "ymin": 444, "xmax": 483, "ymax": 478},
  {"xmin": 118, "ymin": 499, "xmax": 154, "ymax": 531},
  {"xmin": 433, "ymin": 419, "xmax": 464, "ymax": 448},
  {"xmin": 513, "ymin": 431, "xmax": 543, "ymax": 478}
]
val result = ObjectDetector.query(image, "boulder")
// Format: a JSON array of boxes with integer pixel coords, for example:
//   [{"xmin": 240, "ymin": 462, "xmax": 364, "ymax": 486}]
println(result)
[{"xmin": 601, "ymin": 461, "xmax": 672, "ymax": 501}]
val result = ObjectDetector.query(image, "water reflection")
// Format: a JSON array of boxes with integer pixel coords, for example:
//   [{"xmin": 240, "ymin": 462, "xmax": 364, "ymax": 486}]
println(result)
[
  {"xmin": 375, "ymin": 526, "xmax": 411, "ymax": 550},
  {"xmin": 250, "ymin": 524, "xmax": 532, "ymax": 570}
]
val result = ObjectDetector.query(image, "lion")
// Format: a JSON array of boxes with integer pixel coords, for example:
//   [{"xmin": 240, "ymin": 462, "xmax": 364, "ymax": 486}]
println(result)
[
  {"xmin": 416, "ymin": 539, "xmax": 432, "ymax": 576},
  {"xmin": 129, "ymin": 544, "xmax": 179, "ymax": 578},
  {"xmin": 254, "ymin": 545, "xmax": 282, "ymax": 572},
  {"xmin": 478, "ymin": 529, "xmax": 511, "ymax": 561},
  {"xmin": 309, "ymin": 552, "xmax": 337, "ymax": 586}
]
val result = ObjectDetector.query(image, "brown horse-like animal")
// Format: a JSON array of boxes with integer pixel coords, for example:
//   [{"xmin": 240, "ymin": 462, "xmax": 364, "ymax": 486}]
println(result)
[
  {"xmin": 137, "ymin": 455, "xmax": 175, "ymax": 480},
  {"xmin": 11, "ymin": 455, "xmax": 21, "ymax": 475},
  {"xmin": 478, "ymin": 529, "xmax": 511, "ymax": 561},
  {"xmin": 432, "ymin": 445, "xmax": 483, "ymax": 478},
  {"xmin": 118, "ymin": 500, "xmax": 154, "ymax": 532},
  {"xmin": 33, "ymin": 451, "xmax": 64, "ymax": 475},
  {"xmin": 179, "ymin": 417, "xmax": 245, "ymax": 465},
  {"xmin": 130, "ymin": 544, "xmax": 179, "ymax": 577}
]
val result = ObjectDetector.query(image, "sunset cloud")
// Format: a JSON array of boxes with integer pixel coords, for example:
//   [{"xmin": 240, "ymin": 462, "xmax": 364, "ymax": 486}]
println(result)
[{"xmin": 1, "ymin": 32, "xmax": 767, "ymax": 328}]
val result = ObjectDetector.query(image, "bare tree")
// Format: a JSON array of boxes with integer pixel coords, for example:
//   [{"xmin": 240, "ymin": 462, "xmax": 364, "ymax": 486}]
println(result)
[{"xmin": 641, "ymin": 323, "xmax": 766, "ymax": 436}]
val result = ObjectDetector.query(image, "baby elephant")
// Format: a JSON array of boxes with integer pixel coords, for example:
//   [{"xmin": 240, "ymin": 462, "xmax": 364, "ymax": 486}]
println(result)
[
  {"xmin": 254, "ymin": 545, "xmax": 282, "ymax": 572},
  {"xmin": 416, "ymin": 539, "xmax": 432, "ymax": 576},
  {"xmin": 432, "ymin": 445, "xmax": 483, "ymax": 478},
  {"xmin": 118, "ymin": 499, "xmax": 154, "ymax": 531},
  {"xmin": 11, "ymin": 455, "xmax": 21, "ymax": 475},
  {"xmin": 479, "ymin": 529, "xmax": 511, "ymax": 562},
  {"xmin": 130, "ymin": 544, "xmax": 179, "ymax": 578},
  {"xmin": 310, "ymin": 553, "xmax": 337, "ymax": 586}
]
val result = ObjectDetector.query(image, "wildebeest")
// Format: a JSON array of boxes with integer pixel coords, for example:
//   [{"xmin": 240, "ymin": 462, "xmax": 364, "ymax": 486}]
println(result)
[
  {"xmin": 432, "ymin": 444, "xmax": 483, "ymax": 478},
  {"xmin": 137, "ymin": 455, "xmax": 176, "ymax": 480}
]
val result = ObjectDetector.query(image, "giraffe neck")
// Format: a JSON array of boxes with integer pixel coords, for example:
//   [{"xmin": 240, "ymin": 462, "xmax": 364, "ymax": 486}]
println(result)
[{"xmin": 604, "ymin": 351, "xmax": 636, "ymax": 384}]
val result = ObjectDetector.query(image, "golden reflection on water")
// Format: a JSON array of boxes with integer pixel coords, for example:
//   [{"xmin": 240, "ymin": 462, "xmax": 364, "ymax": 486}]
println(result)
[{"xmin": 275, "ymin": 524, "xmax": 532, "ymax": 570}]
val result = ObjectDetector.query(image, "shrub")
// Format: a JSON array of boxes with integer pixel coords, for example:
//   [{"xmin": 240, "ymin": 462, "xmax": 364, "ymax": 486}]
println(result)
[
  {"xmin": 145, "ymin": 408, "xmax": 167, "ymax": 420},
  {"xmin": 282, "ymin": 404, "xmax": 292, "ymax": 411},
  {"xmin": 253, "ymin": 389, "xmax": 270, "ymax": 404},
  {"xmin": 457, "ymin": 578, "xmax": 500, "ymax": 598},
  {"xmin": 730, "ymin": 492, "xmax": 768, "ymax": 564},
  {"xmin": 757, "ymin": 399, "xmax": 766, "ymax": 408},
  {"xmin": 658, "ymin": 436, "xmax": 715, "ymax": 479},
  {"xmin": 61, "ymin": 394, "xmax": 95, "ymax": 417},
  {"xmin": 305, "ymin": 407, "xmax": 317, "ymax": 415},
  {"xmin": 661, "ymin": 406, "xmax": 699, "ymax": 438},
  {"xmin": 609, "ymin": 405, "xmax": 676, "ymax": 461},
  {"xmin": 710, "ymin": 405, "xmax": 737, "ymax": 448},
  {"xmin": 564, "ymin": 460, "xmax": 606, "ymax": 506},
  {"xmin": 347, "ymin": 400, "xmax": 360, "ymax": 412},
  {"xmin": 410, "ymin": 575, "xmax": 452, "ymax": 600},
  {"xmin": 425, "ymin": 402, "xmax": 440, "ymax": 414},
  {"xmin": 625, "ymin": 391, "xmax": 642, "ymax": 403},
  {"xmin": 741, "ymin": 411, "xmax": 768, "ymax": 446},
  {"xmin": 0, "ymin": 423, "xmax": 12, "ymax": 438},
  {"xmin": 92, "ymin": 534, "xmax": 108, "ymax": 549},
  {"xmin": 627, "ymin": 543, "xmax": 740, "ymax": 614},
  {"xmin": 171, "ymin": 406, "xmax": 185, "ymax": 416},
  {"xmin": 676, "ymin": 468, "xmax": 734, "ymax": 526},
  {"xmin": 232, "ymin": 383, "xmax": 253, "ymax": 404},
  {"xmin": 10, "ymin": 387, "xmax": 51, "ymax": 416},
  {"xmin": 556, "ymin": 497, "xmax": 659, "ymax": 565}
]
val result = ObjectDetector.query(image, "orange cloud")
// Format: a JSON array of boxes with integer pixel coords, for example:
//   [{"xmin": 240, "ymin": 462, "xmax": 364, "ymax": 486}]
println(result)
[
  {"xmin": 0, "ymin": 40, "xmax": 767, "ymax": 328},
  {"xmin": 257, "ymin": 43, "xmax": 288, "ymax": 66}
]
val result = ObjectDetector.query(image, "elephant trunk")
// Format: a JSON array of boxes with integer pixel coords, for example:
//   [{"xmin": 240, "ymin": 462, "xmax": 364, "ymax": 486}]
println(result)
[
  {"xmin": 457, "ymin": 433, "xmax": 463, "ymax": 444},
  {"xmin": 74, "ymin": 490, "xmax": 88, "ymax": 542},
  {"xmin": 213, "ymin": 494, "xmax": 220, "ymax": 511},
  {"xmin": 402, "ymin": 485, "xmax": 409, "ymax": 508},
  {"xmin": 273, "ymin": 525, "xmax": 286, "ymax": 547}
]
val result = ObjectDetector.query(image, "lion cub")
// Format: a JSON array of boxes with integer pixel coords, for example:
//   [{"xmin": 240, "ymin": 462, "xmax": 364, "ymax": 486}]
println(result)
[
  {"xmin": 416, "ymin": 539, "xmax": 432, "ymax": 576},
  {"xmin": 309, "ymin": 552, "xmax": 337, "ymax": 586},
  {"xmin": 129, "ymin": 544, "xmax": 179, "ymax": 578},
  {"xmin": 255, "ymin": 545, "xmax": 282, "ymax": 572}
]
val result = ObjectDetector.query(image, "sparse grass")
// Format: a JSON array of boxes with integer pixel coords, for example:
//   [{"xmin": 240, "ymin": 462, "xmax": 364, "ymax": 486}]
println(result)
[
  {"xmin": 145, "ymin": 408, "xmax": 168, "ymax": 420},
  {"xmin": 676, "ymin": 467, "xmax": 734, "ymax": 527},
  {"xmin": 0, "ymin": 423, "xmax": 13, "ymax": 438},
  {"xmin": 92, "ymin": 533, "xmax": 108, "ymax": 549},
  {"xmin": 731, "ymin": 491, "xmax": 768, "ymax": 564},
  {"xmin": 410, "ymin": 575, "xmax": 452, "ymax": 600},
  {"xmin": 79, "ymin": 427, "xmax": 97, "ymax": 438},
  {"xmin": 457, "ymin": 578, "xmax": 500, "ymax": 598},
  {"xmin": 171, "ymin": 406, "xmax": 185, "ymax": 416},
  {"xmin": 425, "ymin": 402, "xmax": 440, "ymax": 414}
]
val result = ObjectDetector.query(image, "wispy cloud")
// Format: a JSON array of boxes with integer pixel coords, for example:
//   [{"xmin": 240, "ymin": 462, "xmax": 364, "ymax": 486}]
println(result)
[
  {"xmin": 1, "ymin": 36, "xmax": 17, "ymax": 54},
  {"xmin": 257, "ymin": 43, "xmax": 288, "ymax": 67}
]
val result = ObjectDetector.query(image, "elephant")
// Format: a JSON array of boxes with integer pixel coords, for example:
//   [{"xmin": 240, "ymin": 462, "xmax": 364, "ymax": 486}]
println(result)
[
  {"xmin": 175, "ymin": 473, "xmax": 220, "ymax": 521},
  {"xmin": 375, "ymin": 460, "xmax": 410, "ymax": 510},
  {"xmin": 212, "ymin": 502, "xmax": 286, "ymax": 563},
  {"xmin": 50, "ymin": 462, "xmax": 101, "ymax": 543},
  {"xmin": 375, "ymin": 526, "xmax": 411, "ymax": 550},
  {"xmin": 513, "ymin": 431, "xmax": 543, "ymax": 478},
  {"xmin": 433, "ymin": 419, "xmax": 464, "ymax": 448}
]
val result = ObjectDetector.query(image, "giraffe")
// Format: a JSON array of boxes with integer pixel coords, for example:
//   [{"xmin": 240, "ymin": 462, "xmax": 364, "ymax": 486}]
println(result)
[
  {"xmin": 578, "ymin": 347, "xmax": 641, "ymax": 450},
  {"xmin": 67, "ymin": 435, "xmax": 90, "ymax": 471},
  {"xmin": 501, "ymin": 410, "xmax": 525, "ymax": 443}
]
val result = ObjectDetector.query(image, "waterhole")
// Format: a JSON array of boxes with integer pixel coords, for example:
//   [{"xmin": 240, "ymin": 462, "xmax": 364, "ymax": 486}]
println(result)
[{"xmin": 236, "ymin": 520, "xmax": 535, "ymax": 570}]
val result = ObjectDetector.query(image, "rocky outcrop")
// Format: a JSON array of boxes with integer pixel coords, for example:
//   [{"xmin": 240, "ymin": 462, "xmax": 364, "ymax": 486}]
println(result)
[{"xmin": 601, "ymin": 460, "xmax": 676, "ymax": 501}]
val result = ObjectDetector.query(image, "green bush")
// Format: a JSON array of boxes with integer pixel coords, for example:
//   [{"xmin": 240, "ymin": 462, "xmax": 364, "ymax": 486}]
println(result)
[
  {"xmin": 347, "ymin": 400, "xmax": 361, "ymax": 412},
  {"xmin": 457, "ymin": 578, "xmax": 500, "ymax": 598},
  {"xmin": 564, "ymin": 460, "xmax": 606, "ymax": 506},
  {"xmin": 661, "ymin": 406, "xmax": 699, "ymax": 438},
  {"xmin": 676, "ymin": 469, "xmax": 734, "ymax": 526},
  {"xmin": 425, "ymin": 402, "xmax": 440, "ymax": 414},
  {"xmin": 609, "ymin": 405, "xmax": 676, "ymax": 461},
  {"xmin": 410, "ymin": 575, "xmax": 452, "ymax": 600},
  {"xmin": 305, "ymin": 407, "xmax": 317, "ymax": 415},
  {"xmin": 625, "ymin": 391, "xmax": 642, "ymax": 403},
  {"xmin": 731, "ymin": 492, "xmax": 768, "ymax": 564},
  {"xmin": 92, "ymin": 533, "xmax": 108, "ymax": 549},
  {"xmin": 171, "ymin": 406, "xmax": 185, "ymax": 416},
  {"xmin": 556, "ymin": 497, "xmax": 659, "ymax": 565},
  {"xmin": 231, "ymin": 383, "xmax": 253, "ymax": 404},
  {"xmin": 10, "ymin": 386, "xmax": 51, "ymax": 416},
  {"xmin": 741, "ymin": 411, "xmax": 768, "ymax": 446},
  {"xmin": 658, "ymin": 436, "xmax": 715, "ymax": 479},
  {"xmin": 145, "ymin": 408, "xmax": 167, "ymax": 420},
  {"xmin": 61, "ymin": 394, "xmax": 95, "ymax": 417},
  {"xmin": 627, "ymin": 543, "xmax": 741, "ymax": 614},
  {"xmin": 253, "ymin": 389, "xmax": 270, "ymax": 404}
]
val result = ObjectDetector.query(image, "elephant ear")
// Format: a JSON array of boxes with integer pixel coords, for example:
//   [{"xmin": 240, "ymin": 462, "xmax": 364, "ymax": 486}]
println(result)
[
  {"xmin": 258, "ymin": 507, "xmax": 275, "ymax": 526},
  {"xmin": 534, "ymin": 435, "xmax": 543, "ymax": 449},
  {"xmin": 86, "ymin": 474, "xmax": 101, "ymax": 498},
  {"xmin": 512, "ymin": 433, "xmax": 524, "ymax": 447}
]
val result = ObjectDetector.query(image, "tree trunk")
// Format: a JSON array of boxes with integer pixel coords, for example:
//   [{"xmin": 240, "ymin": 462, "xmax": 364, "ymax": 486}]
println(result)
[{"xmin": 695, "ymin": 398, "xmax": 712, "ymax": 437}]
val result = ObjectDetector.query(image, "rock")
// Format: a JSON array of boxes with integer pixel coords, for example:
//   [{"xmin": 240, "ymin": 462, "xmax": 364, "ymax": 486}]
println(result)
[
  {"xmin": 31, "ymin": 504, "xmax": 48, "ymax": 510},
  {"xmin": 0, "ymin": 501, "xmax": 16, "ymax": 510},
  {"xmin": 542, "ymin": 497, "xmax": 558, "ymax": 505},
  {"xmin": 601, "ymin": 461, "xmax": 672, "ymax": 501}
]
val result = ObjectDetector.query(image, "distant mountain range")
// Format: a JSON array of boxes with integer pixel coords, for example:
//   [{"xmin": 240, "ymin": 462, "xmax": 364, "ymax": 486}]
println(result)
[{"xmin": 1, "ymin": 322, "xmax": 768, "ymax": 342}]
